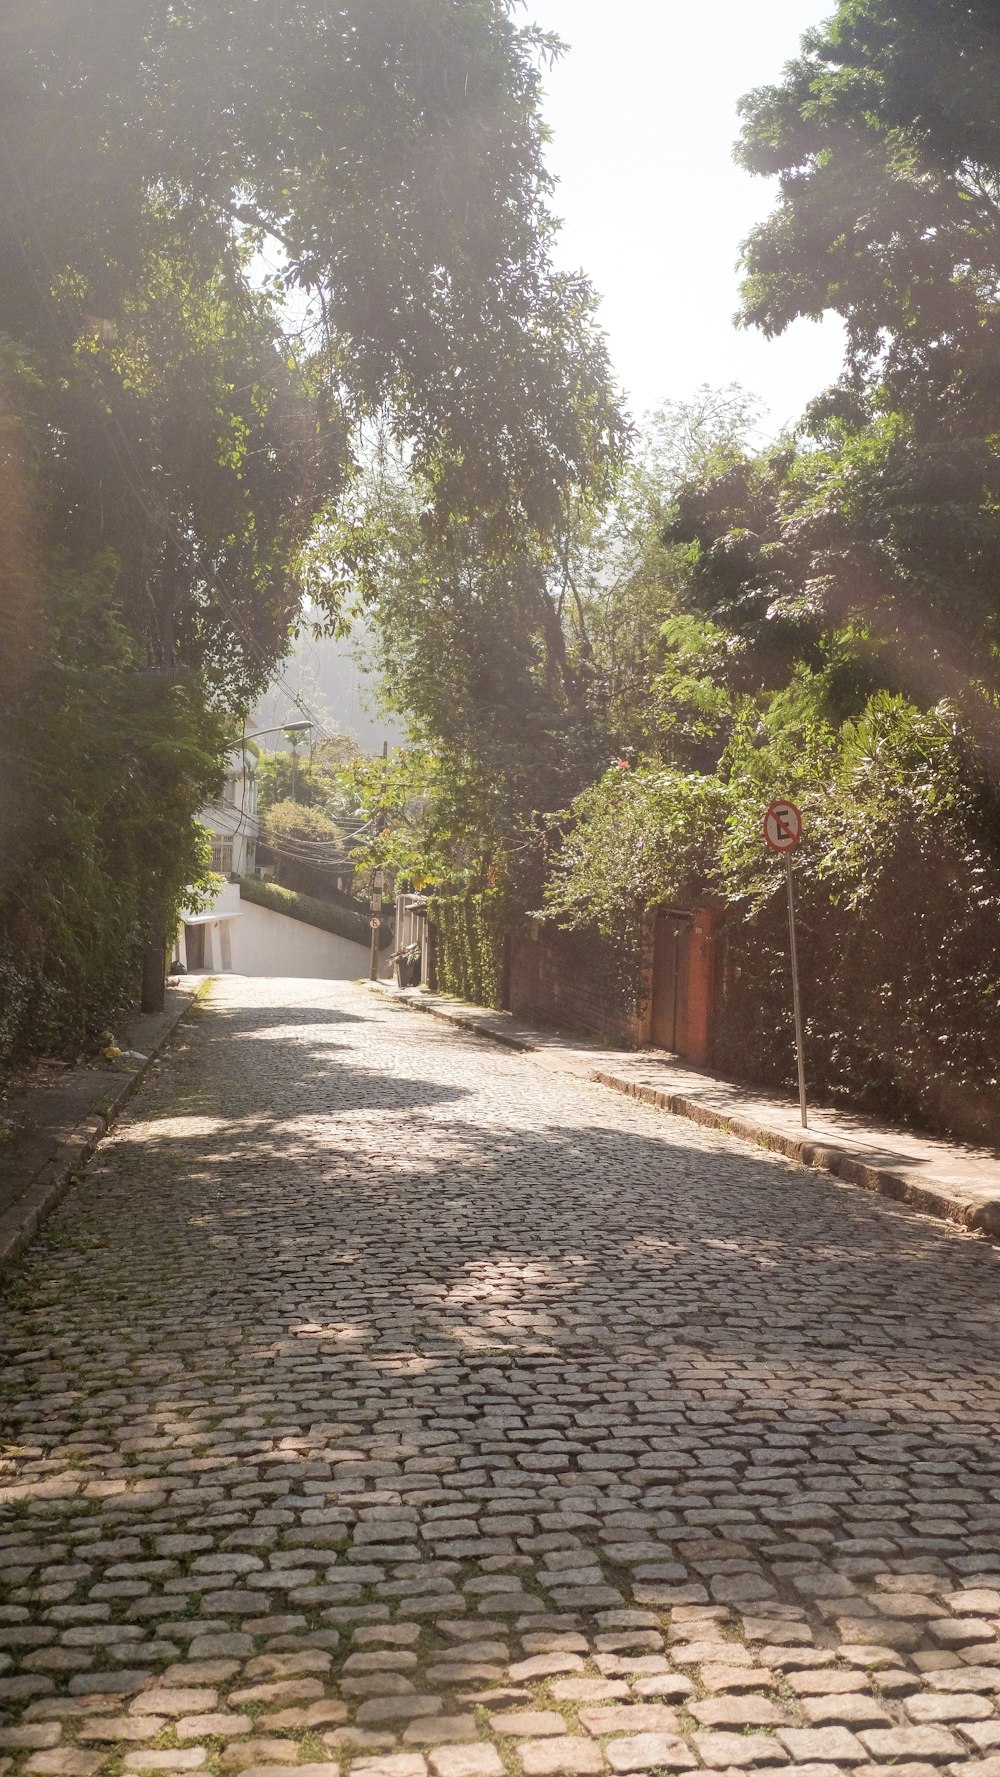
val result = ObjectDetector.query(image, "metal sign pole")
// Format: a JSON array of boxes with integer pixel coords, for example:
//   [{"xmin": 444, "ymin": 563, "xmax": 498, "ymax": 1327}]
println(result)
[
  {"xmin": 369, "ymin": 745, "xmax": 388, "ymax": 982},
  {"xmin": 369, "ymin": 874, "xmax": 383, "ymax": 982},
  {"xmin": 784, "ymin": 852, "xmax": 808, "ymax": 1129}
]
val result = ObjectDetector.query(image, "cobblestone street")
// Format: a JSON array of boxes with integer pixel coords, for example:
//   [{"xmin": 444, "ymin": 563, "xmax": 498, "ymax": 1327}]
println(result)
[{"xmin": 3, "ymin": 977, "xmax": 1000, "ymax": 1777}]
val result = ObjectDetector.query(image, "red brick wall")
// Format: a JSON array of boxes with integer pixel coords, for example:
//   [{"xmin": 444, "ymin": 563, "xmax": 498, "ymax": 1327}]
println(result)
[{"xmin": 510, "ymin": 922, "xmax": 649, "ymax": 1047}]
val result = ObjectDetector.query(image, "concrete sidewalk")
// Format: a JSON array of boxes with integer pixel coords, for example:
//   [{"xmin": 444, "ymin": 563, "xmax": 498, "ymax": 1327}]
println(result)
[
  {"xmin": 0, "ymin": 976, "xmax": 207, "ymax": 1269},
  {"xmin": 371, "ymin": 980, "xmax": 1000, "ymax": 1239}
]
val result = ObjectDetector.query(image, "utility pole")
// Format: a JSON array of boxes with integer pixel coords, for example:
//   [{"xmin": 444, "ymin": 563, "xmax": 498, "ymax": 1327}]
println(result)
[
  {"xmin": 369, "ymin": 742, "xmax": 388, "ymax": 981},
  {"xmin": 763, "ymin": 799, "xmax": 808, "ymax": 1128},
  {"xmin": 784, "ymin": 850, "xmax": 808, "ymax": 1129},
  {"xmin": 369, "ymin": 867, "xmax": 384, "ymax": 980}
]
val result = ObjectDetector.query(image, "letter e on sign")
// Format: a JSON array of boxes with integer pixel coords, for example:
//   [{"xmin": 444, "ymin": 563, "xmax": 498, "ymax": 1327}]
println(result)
[{"xmin": 764, "ymin": 799, "xmax": 803, "ymax": 852}]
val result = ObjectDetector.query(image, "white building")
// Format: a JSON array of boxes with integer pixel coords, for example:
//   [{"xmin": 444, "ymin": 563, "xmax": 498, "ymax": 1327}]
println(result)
[
  {"xmin": 174, "ymin": 880, "xmax": 380, "ymax": 979},
  {"xmin": 178, "ymin": 747, "xmax": 388, "ymax": 978},
  {"xmin": 199, "ymin": 749, "xmax": 259, "ymax": 879}
]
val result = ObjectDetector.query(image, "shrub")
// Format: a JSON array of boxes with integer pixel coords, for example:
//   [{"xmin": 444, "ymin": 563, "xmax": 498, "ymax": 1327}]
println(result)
[
  {"xmin": 427, "ymin": 888, "xmax": 514, "ymax": 1009},
  {"xmin": 237, "ymin": 874, "xmax": 388, "ymax": 949}
]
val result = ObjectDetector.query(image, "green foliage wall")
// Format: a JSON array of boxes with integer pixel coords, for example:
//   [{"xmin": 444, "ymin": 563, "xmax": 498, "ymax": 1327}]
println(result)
[
  {"xmin": 715, "ymin": 836, "xmax": 1000, "ymax": 1143},
  {"xmin": 546, "ymin": 696, "xmax": 1000, "ymax": 1142},
  {"xmin": 0, "ymin": 562, "xmax": 223, "ymax": 1072},
  {"xmin": 237, "ymin": 875, "xmax": 386, "ymax": 950},
  {"xmin": 428, "ymin": 889, "xmax": 514, "ymax": 1010}
]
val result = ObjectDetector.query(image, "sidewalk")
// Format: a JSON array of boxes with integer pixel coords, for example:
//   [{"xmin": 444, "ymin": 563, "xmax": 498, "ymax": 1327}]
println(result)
[
  {"xmin": 0, "ymin": 976, "xmax": 207, "ymax": 1270},
  {"xmin": 371, "ymin": 980, "xmax": 1000, "ymax": 1239}
]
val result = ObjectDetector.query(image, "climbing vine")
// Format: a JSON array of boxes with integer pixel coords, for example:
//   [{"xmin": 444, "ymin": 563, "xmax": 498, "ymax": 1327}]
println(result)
[{"xmin": 428, "ymin": 889, "xmax": 515, "ymax": 1010}]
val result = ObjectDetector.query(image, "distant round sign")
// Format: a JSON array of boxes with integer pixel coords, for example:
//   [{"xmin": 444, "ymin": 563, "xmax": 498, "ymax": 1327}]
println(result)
[
  {"xmin": 764, "ymin": 798, "xmax": 803, "ymax": 853},
  {"xmin": 369, "ymin": 915, "xmax": 381, "ymax": 929}
]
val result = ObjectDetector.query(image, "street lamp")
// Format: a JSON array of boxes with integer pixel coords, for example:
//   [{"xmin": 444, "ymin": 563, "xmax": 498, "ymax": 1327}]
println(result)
[{"xmin": 240, "ymin": 721, "xmax": 313, "ymax": 743}]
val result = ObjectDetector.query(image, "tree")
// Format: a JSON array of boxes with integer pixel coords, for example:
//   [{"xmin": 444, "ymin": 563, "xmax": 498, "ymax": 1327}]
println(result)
[
  {"xmin": 573, "ymin": 388, "xmax": 766, "ymax": 758},
  {"xmin": 736, "ymin": 0, "xmax": 1000, "ymax": 429},
  {"xmin": 0, "ymin": 0, "xmax": 626, "ymax": 1065},
  {"xmin": 332, "ymin": 392, "xmax": 769, "ymax": 894},
  {"xmin": 707, "ymin": 8, "xmax": 1000, "ymax": 757},
  {"xmin": 255, "ymin": 737, "xmax": 357, "ymax": 820},
  {"xmin": 0, "ymin": 0, "xmax": 627, "ymax": 548},
  {"xmin": 340, "ymin": 469, "xmax": 587, "ymax": 891}
]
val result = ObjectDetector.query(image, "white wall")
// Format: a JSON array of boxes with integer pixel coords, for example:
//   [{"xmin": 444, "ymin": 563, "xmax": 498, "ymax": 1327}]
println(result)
[
  {"xmin": 178, "ymin": 882, "xmax": 383, "ymax": 979},
  {"xmin": 232, "ymin": 897, "xmax": 374, "ymax": 979}
]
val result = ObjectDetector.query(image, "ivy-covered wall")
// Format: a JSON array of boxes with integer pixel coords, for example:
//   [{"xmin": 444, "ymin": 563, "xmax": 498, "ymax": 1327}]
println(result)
[
  {"xmin": 0, "ymin": 566, "xmax": 223, "ymax": 1078},
  {"xmin": 713, "ymin": 827, "xmax": 1000, "ymax": 1148},
  {"xmin": 426, "ymin": 887, "xmax": 648, "ymax": 1044},
  {"xmin": 427, "ymin": 889, "xmax": 513, "ymax": 1009}
]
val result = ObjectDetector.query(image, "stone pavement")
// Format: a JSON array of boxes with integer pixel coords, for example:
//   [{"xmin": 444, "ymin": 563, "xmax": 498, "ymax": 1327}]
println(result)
[
  {"xmin": 2, "ymin": 975, "xmax": 1000, "ymax": 1777},
  {"xmin": 0, "ymin": 983, "xmax": 204, "ymax": 1271},
  {"xmin": 372, "ymin": 985, "xmax": 1000, "ymax": 1238}
]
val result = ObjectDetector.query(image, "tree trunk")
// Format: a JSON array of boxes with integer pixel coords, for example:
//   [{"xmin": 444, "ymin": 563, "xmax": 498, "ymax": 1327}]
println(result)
[{"xmin": 140, "ymin": 919, "xmax": 167, "ymax": 1013}]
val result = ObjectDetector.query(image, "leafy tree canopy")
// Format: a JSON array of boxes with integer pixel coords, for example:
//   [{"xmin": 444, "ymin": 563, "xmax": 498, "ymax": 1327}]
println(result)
[
  {"xmin": 255, "ymin": 736, "xmax": 357, "ymax": 820},
  {"xmin": 1, "ymin": 0, "xmax": 627, "ymax": 551},
  {"xmin": 736, "ymin": 0, "xmax": 1000, "ymax": 427},
  {"xmin": 336, "ymin": 391, "xmax": 770, "ymax": 892},
  {"xmin": 332, "ymin": 460, "xmax": 595, "ymax": 891}
]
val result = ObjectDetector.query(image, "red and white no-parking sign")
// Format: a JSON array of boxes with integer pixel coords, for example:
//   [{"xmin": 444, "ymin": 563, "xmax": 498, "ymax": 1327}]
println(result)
[
  {"xmin": 763, "ymin": 796, "xmax": 808, "ymax": 1127},
  {"xmin": 763, "ymin": 798, "xmax": 803, "ymax": 853}
]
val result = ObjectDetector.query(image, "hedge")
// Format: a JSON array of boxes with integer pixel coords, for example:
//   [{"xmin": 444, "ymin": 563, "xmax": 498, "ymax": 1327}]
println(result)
[
  {"xmin": 427, "ymin": 888, "xmax": 513, "ymax": 1008},
  {"xmin": 237, "ymin": 876, "xmax": 390, "ymax": 949}
]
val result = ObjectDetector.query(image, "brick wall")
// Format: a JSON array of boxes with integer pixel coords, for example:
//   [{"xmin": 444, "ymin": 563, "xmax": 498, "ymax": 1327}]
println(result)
[{"xmin": 510, "ymin": 921, "xmax": 649, "ymax": 1047}]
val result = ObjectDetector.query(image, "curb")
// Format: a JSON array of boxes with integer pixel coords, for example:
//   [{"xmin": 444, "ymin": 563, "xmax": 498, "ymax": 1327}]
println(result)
[
  {"xmin": 370, "ymin": 981, "xmax": 1000, "ymax": 1241},
  {"xmin": 590, "ymin": 1071, "xmax": 1000, "ymax": 1239},
  {"xmin": 0, "ymin": 978, "xmax": 214, "ymax": 1274},
  {"xmin": 368, "ymin": 981, "xmax": 535, "ymax": 1052}
]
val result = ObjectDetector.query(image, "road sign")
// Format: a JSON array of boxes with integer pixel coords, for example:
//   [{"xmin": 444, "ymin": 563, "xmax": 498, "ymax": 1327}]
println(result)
[
  {"xmin": 369, "ymin": 916, "xmax": 381, "ymax": 930},
  {"xmin": 764, "ymin": 798, "xmax": 803, "ymax": 853},
  {"xmin": 763, "ymin": 798, "xmax": 808, "ymax": 1128}
]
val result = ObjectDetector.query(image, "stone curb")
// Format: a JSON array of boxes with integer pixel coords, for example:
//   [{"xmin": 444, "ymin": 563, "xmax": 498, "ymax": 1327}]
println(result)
[
  {"xmin": 369, "ymin": 981, "xmax": 1000, "ymax": 1241},
  {"xmin": 589, "ymin": 1071, "xmax": 1000, "ymax": 1239},
  {"xmin": 369, "ymin": 980, "xmax": 534, "ymax": 1053},
  {"xmin": 0, "ymin": 978, "xmax": 214, "ymax": 1274}
]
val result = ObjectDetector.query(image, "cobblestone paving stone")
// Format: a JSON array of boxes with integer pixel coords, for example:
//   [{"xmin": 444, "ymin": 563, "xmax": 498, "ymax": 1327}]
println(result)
[{"xmin": 2, "ymin": 978, "xmax": 1000, "ymax": 1777}]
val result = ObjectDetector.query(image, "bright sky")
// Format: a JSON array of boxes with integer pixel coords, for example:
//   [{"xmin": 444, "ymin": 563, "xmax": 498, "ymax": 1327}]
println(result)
[{"xmin": 526, "ymin": 0, "xmax": 845, "ymax": 436}]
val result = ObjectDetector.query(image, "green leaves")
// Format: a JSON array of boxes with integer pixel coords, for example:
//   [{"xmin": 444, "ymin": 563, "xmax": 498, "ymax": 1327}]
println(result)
[
  {"xmin": 735, "ymin": 0, "xmax": 1000, "ymax": 427},
  {"xmin": 543, "ymin": 765, "xmax": 731, "ymax": 933},
  {"xmin": 1, "ymin": 0, "xmax": 625, "ymax": 544},
  {"xmin": 0, "ymin": 1, "xmax": 627, "ymax": 1065},
  {"xmin": 0, "ymin": 554, "xmax": 225, "ymax": 1067}
]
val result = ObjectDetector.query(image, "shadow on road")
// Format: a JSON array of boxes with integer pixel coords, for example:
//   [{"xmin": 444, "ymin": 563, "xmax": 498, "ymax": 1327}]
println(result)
[{"xmin": 2, "ymin": 980, "xmax": 999, "ymax": 1623}]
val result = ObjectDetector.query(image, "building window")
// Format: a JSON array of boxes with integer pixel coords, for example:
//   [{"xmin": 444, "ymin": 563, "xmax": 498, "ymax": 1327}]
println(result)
[{"xmin": 211, "ymin": 838, "xmax": 233, "ymax": 873}]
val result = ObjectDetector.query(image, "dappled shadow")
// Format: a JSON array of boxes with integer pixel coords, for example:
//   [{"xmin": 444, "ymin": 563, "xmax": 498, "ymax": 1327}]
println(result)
[
  {"xmin": 2, "ymin": 977, "xmax": 1000, "ymax": 1714},
  {"xmin": 151, "ymin": 991, "xmax": 473, "ymax": 1120}
]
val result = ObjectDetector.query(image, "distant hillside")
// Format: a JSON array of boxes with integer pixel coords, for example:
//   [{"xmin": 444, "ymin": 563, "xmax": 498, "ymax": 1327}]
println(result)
[{"xmin": 252, "ymin": 624, "xmax": 406, "ymax": 755}]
